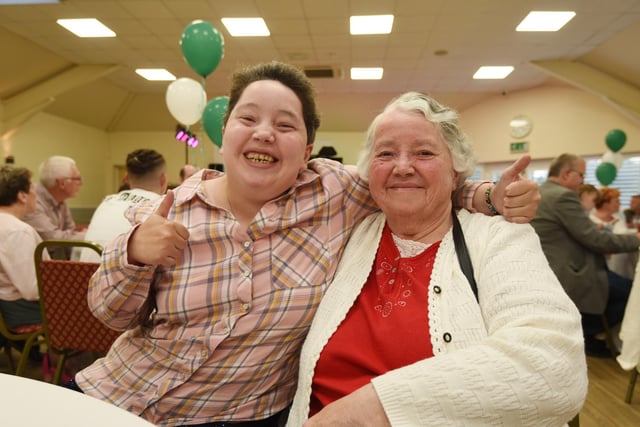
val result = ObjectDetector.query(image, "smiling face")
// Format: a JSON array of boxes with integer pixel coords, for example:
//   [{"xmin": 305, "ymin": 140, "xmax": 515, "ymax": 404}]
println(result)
[
  {"xmin": 220, "ymin": 79, "xmax": 312, "ymax": 203},
  {"xmin": 368, "ymin": 108, "xmax": 457, "ymax": 237}
]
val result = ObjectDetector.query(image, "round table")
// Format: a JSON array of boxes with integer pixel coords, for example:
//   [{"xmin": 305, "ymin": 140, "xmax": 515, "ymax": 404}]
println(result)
[{"xmin": 0, "ymin": 373, "xmax": 155, "ymax": 426}]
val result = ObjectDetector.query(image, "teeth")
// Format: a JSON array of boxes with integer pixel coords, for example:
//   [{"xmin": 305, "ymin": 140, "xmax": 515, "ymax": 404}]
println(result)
[{"xmin": 246, "ymin": 153, "xmax": 275, "ymax": 163}]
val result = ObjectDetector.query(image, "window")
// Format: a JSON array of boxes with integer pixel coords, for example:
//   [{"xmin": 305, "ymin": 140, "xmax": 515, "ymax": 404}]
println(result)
[{"xmin": 472, "ymin": 153, "xmax": 640, "ymax": 210}]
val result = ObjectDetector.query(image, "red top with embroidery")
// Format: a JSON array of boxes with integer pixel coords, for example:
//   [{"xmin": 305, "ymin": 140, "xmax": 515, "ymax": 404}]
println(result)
[{"xmin": 310, "ymin": 224, "xmax": 438, "ymax": 415}]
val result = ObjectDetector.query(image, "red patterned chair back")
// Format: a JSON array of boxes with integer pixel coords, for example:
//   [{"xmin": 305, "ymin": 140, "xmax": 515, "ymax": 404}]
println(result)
[{"xmin": 35, "ymin": 240, "xmax": 121, "ymax": 354}]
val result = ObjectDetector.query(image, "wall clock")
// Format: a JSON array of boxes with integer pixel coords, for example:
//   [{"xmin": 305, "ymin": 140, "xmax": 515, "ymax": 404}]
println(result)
[{"xmin": 509, "ymin": 115, "xmax": 533, "ymax": 139}]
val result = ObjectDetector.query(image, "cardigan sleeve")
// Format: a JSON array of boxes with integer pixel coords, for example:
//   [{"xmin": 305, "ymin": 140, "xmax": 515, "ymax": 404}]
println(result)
[{"xmin": 371, "ymin": 213, "xmax": 587, "ymax": 426}]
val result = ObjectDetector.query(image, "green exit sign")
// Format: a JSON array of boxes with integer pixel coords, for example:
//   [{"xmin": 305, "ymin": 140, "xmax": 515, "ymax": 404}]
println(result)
[{"xmin": 510, "ymin": 141, "xmax": 529, "ymax": 153}]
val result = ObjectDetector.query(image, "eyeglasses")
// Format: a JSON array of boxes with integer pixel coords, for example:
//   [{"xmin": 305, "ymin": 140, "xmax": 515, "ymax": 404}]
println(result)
[{"xmin": 65, "ymin": 176, "xmax": 83, "ymax": 183}]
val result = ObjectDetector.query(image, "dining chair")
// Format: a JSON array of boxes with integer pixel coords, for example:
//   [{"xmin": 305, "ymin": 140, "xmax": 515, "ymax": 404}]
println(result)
[
  {"xmin": 0, "ymin": 310, "xmax": 44, "ymax": 376},
  {"xmin": 34, "ymin": 239, "xmax": 122, "ymax": 384}
]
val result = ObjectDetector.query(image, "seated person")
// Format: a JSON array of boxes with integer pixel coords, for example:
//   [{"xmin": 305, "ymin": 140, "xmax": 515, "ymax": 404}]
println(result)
[
  {"xmin": 179, "ymin": 164, "xmax": 198, "ymax": 183},
  {"xmin": 0, "ymin": 165, "xmax": 47, "ymax": 330},
  {"xmin": 288, "ymin": 92, "xmax": 587, "ymax": 426},
  {"xmin": 579, "ymin": 183, "xmax": 599, "ymax": 213},
  {"xmin": 24, "ymin": 156, "xmax": 86, "ymax": 259},
  {"xmin": 79, "ymin": 149, "xmax": 167, "ymax": 262},
  {"xmin": 590, "ymin": 188, "xmax": 638, "ymax": 280}
]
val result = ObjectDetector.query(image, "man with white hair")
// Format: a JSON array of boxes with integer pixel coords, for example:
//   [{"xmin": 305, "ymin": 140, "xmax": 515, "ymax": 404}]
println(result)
[{"xmin": 24, "ymin": 156, "xmax": 86, "ymax": 249}]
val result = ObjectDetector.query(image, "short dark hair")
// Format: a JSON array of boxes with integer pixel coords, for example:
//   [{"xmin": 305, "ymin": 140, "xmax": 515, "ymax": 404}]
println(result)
[
  {"xmin": 0, "ymin": 165, "xmax": 32, "ymax": 206},
  {"xmin": 224, "ymin": 61, "xmax": 321, "ymax": 145},
  {"xmin": 126, "ymin": 149, "xmax": 166, "ymax": 178}
]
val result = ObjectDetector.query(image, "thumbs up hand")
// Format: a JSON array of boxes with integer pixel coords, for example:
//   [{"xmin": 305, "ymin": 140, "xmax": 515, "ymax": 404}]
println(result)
[
  {"xmin": 491, "ymin": 155, "xmax": 541, "ymax": 224},
  {"xmin": 127, "ymin": 190, "xmax": 190, "ymax": 267}
]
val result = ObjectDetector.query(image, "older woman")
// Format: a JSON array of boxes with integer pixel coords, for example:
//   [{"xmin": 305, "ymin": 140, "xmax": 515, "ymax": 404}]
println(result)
[
  {"xmin": 288, "ymin": 92, "xmax": 587, "ymax": 426},
  {"xmin": 0, "ymin": 165, "xmax": 44, "ymax": 329}
]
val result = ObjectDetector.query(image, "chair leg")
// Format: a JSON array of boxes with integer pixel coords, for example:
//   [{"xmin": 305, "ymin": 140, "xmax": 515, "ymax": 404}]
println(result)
[
  {"xmin": 568, "ymin": 413, "xmax": 580, "ymax": 427},
  {"xmin": 625, "ymin": 369, "xmax": 638, "ymax": 404},
  {"xmin": 2, "ymin": 342, "xmax": 17, "ymax": 373},
  {"xmin": 15, "ymin": 333, "xmax": 40, "ymax": 377},
  {"xmin": 600, "ymin": 314, "xmax": 619, "ymax": 358},
  {"xmin": 52, "ymin": 352, "xmax": 67, "ymax": 385}
]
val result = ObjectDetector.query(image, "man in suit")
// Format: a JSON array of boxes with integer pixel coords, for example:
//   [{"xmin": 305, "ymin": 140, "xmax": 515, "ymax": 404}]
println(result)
[{"xmin": 531, "ymin": 153, "xmax": 640, "ymax": 357}]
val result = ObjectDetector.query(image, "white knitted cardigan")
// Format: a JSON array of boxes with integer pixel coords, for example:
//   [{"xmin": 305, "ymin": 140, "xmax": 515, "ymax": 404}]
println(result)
[{"xmin": 287, "ymin": 210, "xmax": 587, "ymax": 427}]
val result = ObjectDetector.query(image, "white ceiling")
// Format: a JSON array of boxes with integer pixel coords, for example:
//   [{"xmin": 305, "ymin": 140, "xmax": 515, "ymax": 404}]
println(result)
[{"xmin": 0, "ymin": 0, "xmax": 639, "ymax": 134}]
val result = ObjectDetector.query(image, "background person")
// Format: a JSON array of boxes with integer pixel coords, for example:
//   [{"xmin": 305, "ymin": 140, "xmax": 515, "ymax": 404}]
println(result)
[
  {"xmin": 78, "ymin": 149, "xmax": 167, "ymax": 262},
  {"xmin": 590, "ymin": 187, "xmax": 638, "ymax": 281},
  {"xmin": 531, "ymin": 153, "xmax": 640, "ymax": 357},
  {"xmin": 72, "ymin": 62, "xmax": 540, "ymax": 426},
  {"xmin": 579, "ymin": 183, "xmax": 599, "ymax": 213},
  {"xmin": 0, "ymin": 165, "xmax": 48, "ymax": 330},
  {"xmin": 287, "ymin": 92, "xmax": 586, "ymax": 427},
  {"xmin": 179, "ymin": 164, "xmax": 198, "ymax": 183},
  {"xmin": 24, "ymin": 155, "xmax": 86, "ymax": 258}
]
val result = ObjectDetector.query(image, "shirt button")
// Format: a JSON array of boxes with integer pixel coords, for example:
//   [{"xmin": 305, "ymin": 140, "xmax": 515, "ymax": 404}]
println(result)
[
  {"xmin": 243, "ymin": 241, "xmax": 251, "ymax": 248},
  {"xmin": 242, "ymin": 303, "xmax": 250, "ymax": 311},
  {"xmin": 243, "ymin": 270, "xmax": 252, "ymax": 278},
  {"xmin": 201, "ymin": 349, "xmax": 207, "ymax": 358},
  {"xmin": 388, "ymin": 279, "xmax": 395, "ymax": 285},
  {"xmin": 443, "ymin": 332, "xmax": 452, "ymax": 343},
  {"xmin": 392, "ymin": 268, "xmax": 397, "ymax": 272},
  {"xmin": 434, "ymin": 285, "xmax": 441, "ymax": 294}
]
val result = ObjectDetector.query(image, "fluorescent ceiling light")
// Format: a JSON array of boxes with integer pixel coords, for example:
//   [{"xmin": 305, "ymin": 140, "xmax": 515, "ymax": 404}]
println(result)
[
  {"xmin": 473, "ymin": 66, "xmax": 514, "ymax": 79},
  {"xmin": 221, "ymin": 18, "xmax": 270, "ymax": 36},
  {"xmin": 516, "ymin": 11, "xmax": 576, "ymax": 32},
  {"xmin": 0, "ymin": 0, "xmax": 59, "ymax": 4},
  {"xmin": 350, "ymin": 15, "xmax": 394, "ymax": 35},
  {"xmin": 136, "ymin": 69, "xmax": 176, "ymax": 81},
  {"xmin": 57, "ymin": 18, "xmax": 116, "ymax": 37},
  {"xmin": 351, "ymin": 67, "xmax": 384, "ymax": 80}
]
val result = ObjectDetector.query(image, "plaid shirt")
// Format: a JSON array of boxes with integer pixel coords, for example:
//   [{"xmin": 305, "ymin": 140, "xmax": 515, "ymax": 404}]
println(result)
[{"xmin": 77, "ymin": 159, "xmax": 479, "ymax": 426}]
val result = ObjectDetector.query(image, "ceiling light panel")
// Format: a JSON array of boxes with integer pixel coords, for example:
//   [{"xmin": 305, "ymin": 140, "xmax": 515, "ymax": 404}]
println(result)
[
  {"xmin": 221, "ymin": 18, "xmax": 270, "ymax": 37},
  {"xmin": 473, "ymin": 66, "xmax": 514, "ymax": 79},
  {"xmin": 57, "ymin": 18, "xmax": 116, "ymax": 38},
  {"xmin": 350, "ymin": 15, "xmax": 394, "ymax": 35},
  {"xmin": 136, "ymin": 69, "xmax": 176, "ymax": 81},
  {"xmin": 351, "ymin": 67, "xmax": 384, "ymax": 80},
  {"xmin": 516, "ymin": 11, "xmax": 576, "ymax": 32}
]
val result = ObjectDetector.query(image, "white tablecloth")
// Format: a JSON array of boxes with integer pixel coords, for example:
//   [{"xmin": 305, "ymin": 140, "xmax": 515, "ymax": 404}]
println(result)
[
  {"xmin": 0, "ymin": 374, "xmax": 155, "ymax": 426},
  {"xmin": 617, "ymin": 256, "xmax": 640, "ymax": 371}
]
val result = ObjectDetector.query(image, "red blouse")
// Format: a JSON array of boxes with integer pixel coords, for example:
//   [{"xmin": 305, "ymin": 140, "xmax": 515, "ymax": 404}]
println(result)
[{"xmin": 310, "ymin": 224, "xmax": 439, "ymax": 415}]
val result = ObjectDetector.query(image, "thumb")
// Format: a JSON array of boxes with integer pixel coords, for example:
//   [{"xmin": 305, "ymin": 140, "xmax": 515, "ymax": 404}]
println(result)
[
  {"xmin": 502, "ymin": 155, "xmax": 531, "ymax": 181},
  {"xmin": 154, "ymin": 190, "xmax": 174, "ymax": 218}
]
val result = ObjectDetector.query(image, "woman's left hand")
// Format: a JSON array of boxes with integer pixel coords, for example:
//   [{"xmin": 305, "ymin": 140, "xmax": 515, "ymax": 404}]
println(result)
[
  {"xmin": 493, "ymin": 155, "xmax": 541, "ymax": 224},
  {"xmin": 303, "ymin": 384, "xmax": 390, "ymax": 427}
]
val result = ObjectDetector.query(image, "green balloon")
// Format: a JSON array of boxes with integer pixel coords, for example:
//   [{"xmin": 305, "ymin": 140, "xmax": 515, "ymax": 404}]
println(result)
[
  {"xmin": 180, "ymin": 20, "xmax": 224, "ymax": 78},
  {"xmin": 202, "ymin": 96, "xmax": 229, "ymax": 148},
  {"xmin": 596, "ymin": 162, "xmax": 617, "ymax": 186},
  {"xmin": 605, "ymin": 129, "xmax": 627, "ymax": 152}
]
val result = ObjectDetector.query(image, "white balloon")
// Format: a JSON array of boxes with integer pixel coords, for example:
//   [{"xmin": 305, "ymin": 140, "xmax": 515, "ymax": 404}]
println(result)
[
  {"xmin": 165, "ymin": 77, "xmax": 207, "ymax": 125},
  {"xmin": 602, "ymin": 150, "xmax": 624, "ymax": 170}
]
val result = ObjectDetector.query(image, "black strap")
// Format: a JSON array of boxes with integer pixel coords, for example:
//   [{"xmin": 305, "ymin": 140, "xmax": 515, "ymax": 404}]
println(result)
[{"xmin": 451, "ymin": 209, "xmax": 479, "ymax": 302}]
